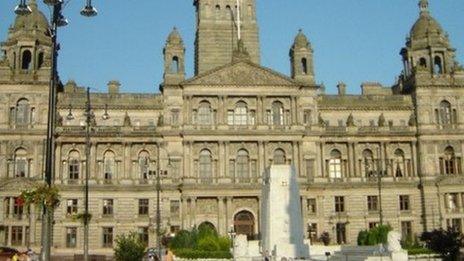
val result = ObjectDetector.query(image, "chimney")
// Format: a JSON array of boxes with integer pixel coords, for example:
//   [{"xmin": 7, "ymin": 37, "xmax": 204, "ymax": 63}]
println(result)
[
  {"xmin": 107, "ymin": 80, "xmax": 121, "ymax": 94},
  {"xmin": 337, "ymin": 82, "xmax": 346, "ymax": 96}
]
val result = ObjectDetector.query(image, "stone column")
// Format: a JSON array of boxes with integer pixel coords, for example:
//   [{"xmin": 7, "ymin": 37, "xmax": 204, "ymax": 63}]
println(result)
[
  {"xmin": 124, "ymin": 143, "xmax": 131, "ymax": 179},
  {"xmin": 189, "ymin": 142, "xmax": 194, "ymax": 178},
  {"xmin": 258, "ymin": 141, "xmax": 264, "ymax": 177},
  {"xmin": 218, "ymin": 197, "xmax": 225, "ymax": 235},
  {"xmin": 190, "ymin": 197, "xmax": 197, "ymax": 228},
  {"xmin": 411, "ymin": 141, "xmax": 418, "ymax": 177},
  {"xmin": 293, "ymin": 97, "xmax": 298, "ymax": 125},
  {"xmin": 7, "ymin": 226, "xmax": 11, "ymax": 246},
  {"xmin": 218, "ymin": 142, "xmax": 224, "ymax": 178},
  {"xmin": 54, "ymin": 142, "xmax": 62, "ymax": 181},
  {"xmin": 89, "ymin": 142, "xmax": 96, "ymax": 179},
  {"xmin": 292, "ymin": 141, "xmax": 298, "ymax": 173},
  {"xmin": 9, "ymin": 197, "xmax": 14, "ymax": 219},
  {"xmin": 34, "ymin": 141, "xmax": 40, "ymax": 179},
  {"xmin": 29, "ymin": 203, "xmax": 36, "ymax": 245},
  {"xmin": 225, "ymin": 197, "xmax": 233, "ymax": 231},
  {"xmin": 320, "ymin": 143, "xmax": 326, "ymax": 178},
  {"xmin": 182, "ymin": 197, "xmax": 189, "ymax": 229},
  {"xmin": 186, "ymin": 96, "xmax": 192, "ymax": 124},
  {"xmin": 263, "ymin": 142, "xmax": 268, "ymax": 169}
]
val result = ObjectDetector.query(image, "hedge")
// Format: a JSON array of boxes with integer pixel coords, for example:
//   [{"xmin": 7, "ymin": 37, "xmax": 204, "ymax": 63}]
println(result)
[{"xmin": 173, "ymin": 249, "xmax": 232, "ymax": 259}]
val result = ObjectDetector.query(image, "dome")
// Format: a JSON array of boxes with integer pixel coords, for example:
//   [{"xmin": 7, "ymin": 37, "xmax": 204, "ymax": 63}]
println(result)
[
  {"xmin": 410, "ymin": 13, "xmax": 445, "ymax": 40},
  {"xmin": 166, "ymin": 27, "xmax": 183, "ymax": 46},
  {"xmin": 293, "ymin": 30, "xmax": 310, "ymax": 49},
  {"xmin": 13, "ymin": 0, "xmax": 49, "ymax": 32}
]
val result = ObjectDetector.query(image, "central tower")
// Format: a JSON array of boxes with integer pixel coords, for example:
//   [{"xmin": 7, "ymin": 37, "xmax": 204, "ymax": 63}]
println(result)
[{"xmin": 194, "ymin": 0, "xmax": 261, "ymax": 75}]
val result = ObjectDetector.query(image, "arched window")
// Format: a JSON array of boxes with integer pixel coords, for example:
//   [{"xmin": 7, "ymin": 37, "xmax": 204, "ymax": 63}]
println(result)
[
  {"xmin": 198, "ymin": 222, "xmax": 217, "ymax": 233},
  {"xmin": 272, "ymin": 101, "xmax": 284, "ymax": 126},
  {"xmin": 138, "ymin": 151, "xmax": 150, "ymax": 180},
  {"xmin": 434, "ymin": 56, "xmax": 443, "ymax": 74},
  {"xmin": 419, "ymin": 58, "xmax": 427, "ymax": 68},
  {"xmin": 273, "ymin": 149, "xmax": 286, "ymax": 165},
  {"xmin": 394, "ymin": 149, "xmax": 405, "ymax": 177},
  {"xmin": 198, "ymin": 101, "xmax": 212, "ymax": 125},
  {"xmin": 15, "ymin": 99, "xmax": 30, "ymax": 126},
  {"xmin": 215, "ymin": 4, "xmax": 221, "ymax": 17},
  {"xmin": 199, "ymin": 149, "xmax": 212, "ymax": 181},
  {"xmin": 14, "ymin": 148, "xmax": 28, "ymax": 178},
  {"xmin": 236, "ymin": 149, "xmax": 249, "ymax": 179},
  {"xmin": 170, "ymin": 56, "xmax": 179, "ymax": 73},
  {"xmin": 103, "ymin": 151, "xmax": 116, "ymax": 181},
  {"xmin": 440, "ymin": 147, "xmax": 457, "ymax": 175},
  {"xmin": 234, "ymin": 211, "xmax": 255, "ymax": 239},
  {"xmin": 21, "ymin": 50, "xmax": 32, "ymax": 70},
  {"xmin": 68, "ymin": 150, "xmax": 80, "ymax": 181},
  {"xmin": 363, "ymin": 149, "xmax": 375, "ymax": 177},
  {"xmin": 37, "ymin": 52, "xmax": 44, "ymax": 69},
  {"xmin": 329, "ymin": 149, "xmax": 342, "ymax": 179},
  {"xmin": 301, "ymin": 58, "xmax": 308, "ymax": 74},
  {"xmin": 234, "ymin": 101, "xmax": 248, "ymax": 125},
  {"xmin": 439, "ymin": 100, "xmax": 452, "ymax": 125}
]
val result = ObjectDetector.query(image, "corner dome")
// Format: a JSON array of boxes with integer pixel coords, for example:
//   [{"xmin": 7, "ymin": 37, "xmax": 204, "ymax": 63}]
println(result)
[
  {"xmin": 410, "ymin": 13, "xmax": 445, "ymax": 40},
  {"xmin": 166, "ymin": 27, "xmax": 183, "ymax": 46},
  {"xmin": 293, "ymin": 29, "xmax": 310, "ymax": 49},
  {"xmin": 13, "ymin": 0, "xmax": 49, "ymax": 33}
]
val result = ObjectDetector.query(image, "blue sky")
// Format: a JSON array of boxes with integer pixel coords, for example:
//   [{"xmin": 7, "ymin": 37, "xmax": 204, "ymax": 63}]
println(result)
[{"xmin": 0, "ymin": 0, "xmax": 463, "ymax": 94}]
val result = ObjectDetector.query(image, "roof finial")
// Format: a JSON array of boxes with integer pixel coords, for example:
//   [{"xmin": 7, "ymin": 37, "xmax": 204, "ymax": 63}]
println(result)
[{"xmin": 419, "ymin": 0, "xmax": 429, "ymax": 13}]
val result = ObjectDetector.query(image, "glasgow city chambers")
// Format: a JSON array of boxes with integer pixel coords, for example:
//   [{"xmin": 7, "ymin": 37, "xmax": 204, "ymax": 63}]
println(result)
[{"xmin": 0, "ymin": 0, "xmax": 463, "ymax": 257}]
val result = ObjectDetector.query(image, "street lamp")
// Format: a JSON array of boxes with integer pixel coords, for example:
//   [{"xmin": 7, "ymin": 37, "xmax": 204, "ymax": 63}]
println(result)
[
  {"xmin": 13, "ymin": 1, "xmax": 98, "ymax": 260},
  {"xmin": 149, "ymin": 144, "xmax": 170, "ymax": 261}
]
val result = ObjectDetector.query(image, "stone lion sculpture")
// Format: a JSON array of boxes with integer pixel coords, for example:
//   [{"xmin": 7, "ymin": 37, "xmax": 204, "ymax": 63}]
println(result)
[{"xmin": 387, "ymin": 231, "xmax": 402, "ymax": 252}]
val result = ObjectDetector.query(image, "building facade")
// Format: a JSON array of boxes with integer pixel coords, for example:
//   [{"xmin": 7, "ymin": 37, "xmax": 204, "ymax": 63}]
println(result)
[{"xmin": 0, "ymin": 0, "xmax": 463, "ymax": 257}]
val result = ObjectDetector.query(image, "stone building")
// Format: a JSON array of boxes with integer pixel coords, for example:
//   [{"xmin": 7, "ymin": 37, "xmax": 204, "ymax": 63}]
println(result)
[{"xmin": 0, "ymin": 0, "xmax": 463, "ymax": 258}]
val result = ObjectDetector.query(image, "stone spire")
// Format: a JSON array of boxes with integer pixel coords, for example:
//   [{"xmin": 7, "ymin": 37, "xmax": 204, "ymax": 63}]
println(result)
[
  {"xmin": 163, "ymin": 27, "xmax": 185, "ymax": 85},
  {"xmin": 290, "ymin": 29, "xmax": 315, "ymax": 84}
]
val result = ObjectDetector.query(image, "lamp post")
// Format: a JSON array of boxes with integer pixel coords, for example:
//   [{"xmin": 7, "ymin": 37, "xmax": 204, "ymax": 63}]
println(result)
[
  {"xmin": 13, "ymin": 1, "xmax": 98, "ymax": 260},
  {"xmin": 364, "ymin": 148, "xmax": 389, "ymax": 226}
]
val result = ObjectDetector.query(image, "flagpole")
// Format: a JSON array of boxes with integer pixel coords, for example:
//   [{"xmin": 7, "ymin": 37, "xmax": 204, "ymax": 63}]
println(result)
[{"xmin": 236, "ymin": 0, "xmax": 241, "ymax": 40}]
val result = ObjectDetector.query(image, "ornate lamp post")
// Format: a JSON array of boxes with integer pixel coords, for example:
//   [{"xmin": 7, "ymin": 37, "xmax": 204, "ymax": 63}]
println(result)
[{"xmin": 13, "ymin": 1, "xmax": 98, "ymax": 260}]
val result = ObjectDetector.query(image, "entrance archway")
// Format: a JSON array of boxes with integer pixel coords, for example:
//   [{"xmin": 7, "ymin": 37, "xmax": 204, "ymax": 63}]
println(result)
[{"xmin": 234, "ymin": 210, "xmax": 255, "ymax": 239}]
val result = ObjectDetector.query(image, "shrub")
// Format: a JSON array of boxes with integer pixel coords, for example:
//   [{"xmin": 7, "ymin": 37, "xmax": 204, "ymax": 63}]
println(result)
[
  {"xmin": 169, "ymin": 230, "xmax": 197, "ymax": 250},
  {"xmin": 173, "ymin": 249, "xmax": 232, "ymax": 259},
  {"xmin": 420, "ymin": 228, "xmax": 464, "ymax": 261},
  {"xmin": 320, "ymin": 232, "xmax": 330, "ymax": 246},
  {"xmin": 357, "ymin": 230, "xmax": 369, "ymax": 246},
  {"xmin": 197, "ymin": 236, "xmax": 219, "ymax": 252},
  {"xmin": 357, "ymin": 225, "xmax": 392, "ymax": 246},
  {"xmin": 217, "ymin": 236, "xmax": 231, "ymax": 251},
  {"xmin": 114, "ymin": 232, "xmax": 146, "ymax": 261}
]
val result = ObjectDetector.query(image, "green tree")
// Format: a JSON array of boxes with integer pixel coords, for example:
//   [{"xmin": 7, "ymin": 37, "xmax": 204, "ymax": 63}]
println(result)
[
  {"xmin": 420, "ymin": 228, "xmax": 464, "ymax": 261},
  {"xmin": 114, "ymin": 232, "xmax": 146, "ymax": 261}
]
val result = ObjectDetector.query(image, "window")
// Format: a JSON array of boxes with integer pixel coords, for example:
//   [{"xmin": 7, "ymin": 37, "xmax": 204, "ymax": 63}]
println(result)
[
  {"xmin": 271, "ymin": 101, "xmax": 284, "ymax": 126},
  {"xmin": 15, "ymin": 99, "xmax": 30, "ymax": 126},
  {"xmin": 440, "ymin": 146, "xmax": 460, "ymax": 175},
  {"xmin": 303, "ymin": 110, "xmax": 312, "ymax": 125},
  {"xmin": 434, "ymin": 56, "xmax": 443, "ymax": 74},
  {"xmin": 399, "ymin": 195, "xmax": 410, "ymax": 211},
  {"xmin": 138, "ymin": 227, "xmax": 149, "ymax": 246},
  {"xmin": 66, "ymin": 227, "xmax": 77, "ymax": 248},
  {"xmin": 419, "ymin": 57, "xmax": 427, "ymax": 68},
  {"xmin": 236, "ymin": 149, "xmax": 249, "ymax": 179},
  {"xmin": 21, "ymin": 50, "xmax": 32, "ymax": 70},
  {"xmin": 335, "ymin": 196, "xmax": 345, "ymax": 213},
  {"xmin": 37, "ymin": 52, "xmax": 44, "ymax": 69},
  {"xmin": 439, "ymin": 100, "xmax": 452, "ymax": 125},
  {"xmin": 14, "ymin": 148, "xmax": 28, "ymax": 178},
  {"xmin": 363, "ymin": 149, "xmax": 375, "ymax": 177},
  {"xmin": 103, "ymin": 151, "xmax": 115, "ymax": 181},
  {"xmin": 138, "ymin": 199, "xmax": 149, "ymax": 216},
  {"xmin": 102, "ymin": 199, "xmax": 114, "ymax": 216},
  {"xmin": 307, "ymin": 198, "xmax": 316, "ymax": 214},
  {"xmin": 232, "ymin": 101, "xmax": 248, "ymax": 125},
  {"xmin": 170, "ymin": 56, "xmax": 179, "ymax": 73},
  {"xmin": 11, "ymin": 226, "xmax": 23, "ymax": 246},
  {"xmin": 307, "ymin": 223, "xmax": 317, "ymax": 242},
  {"xmin": 401, "ymin": 221, "xmax": 412, "ymax": 240},
  {"xmin": 329, "ymin": 150, "xmax": 342, "ymax": 179},
  {"xmin": 170, "ymin": 200, "xmax": 180, "ymax": 218},
  {"xmin": 273, "ymin": 149, "xmax": 286, "ymax": 165},
  {"xmin": 138, "ymin": 151, "xmax": 150, "ymax": 181},
  {"xmin": 301, "ymin": 58, "xmax": 308, "ymax": 74},
  {"xmin": 199, "ymin": 149, "xmax": 212, "ymax": 181},
  {"xmin": 102, "ymin": 227, "xmax": 113, "ymax": 248},
  {"xmin": 394, "ymin": 149, "xmax": 405, "ymax": 177},
  {"xmin": 336, "ymin": 223, "xmax": 346, "ymax": 244},
  {"xmin": 367, "ymin": 196, "xmax": 378, "ymax": 212},
  {"xmin": 446, "ymin": 193, "xmax": 459, "ymax": 211},
  {"xmin": 66, "ymin": 199, "xmax": 78, "ymax": 216},
  {"xmin": 198, "ymin": 101, "xmax": 212, "ymax": 125},
  {"xmin": 68, "ymin": 151, "xmax": 80, "ymax": 181},
  {"xmin": 447, "ymin": 219, "xmax": 462, "ymax": 232},
  {"xmin": 305, "ymin": 159, "xmax": 314, "ymax": 179},
  {"xmin": 171, "ymin": 109, "xmax": 180, "ymax": 125},
  {"xmin": 13, "ymin": 197, "xmax": 24, "ymax": 219}
]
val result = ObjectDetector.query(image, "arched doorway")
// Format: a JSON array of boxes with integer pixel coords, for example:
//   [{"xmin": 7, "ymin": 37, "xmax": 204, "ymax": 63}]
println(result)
[
  {"xmin": 198, "ymin": 221, "xmax": 217, "ymax": 233},
  {"xmin": 234, "ymin": 211, "xmax": 255, "ymax": 239}
]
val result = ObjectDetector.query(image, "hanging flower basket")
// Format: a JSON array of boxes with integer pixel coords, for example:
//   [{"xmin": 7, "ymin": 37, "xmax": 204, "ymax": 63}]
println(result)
[{"xmin": 19, "ymin": 184, "xmax": 61, "ymax": 211}]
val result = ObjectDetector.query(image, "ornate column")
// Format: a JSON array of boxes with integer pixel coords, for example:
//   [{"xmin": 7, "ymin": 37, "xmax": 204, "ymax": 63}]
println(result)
[
  {"xmin": 258, "ymin": 141, "xmax": 264, "ymax": 177},
  {"xmin": 190, "ymin": 197, "xmax": 197, "ymax": 228},
  {"xmin": 7, "ymin": 226, "xmax": 11, "ymax": 246},
  {"xmin": 9, "ymin": 197, "xmax": 14, "ymax": 219},
  {"xmin": 54, "ymin": 142, "xmax": 62, "ymax": 181},
  {"xmin": 225, "ymin": 197, "xmax": 233, "ymax": 231},
  {"xmin": 218, "ymin": 142, "xmax": 224, "ymax": 178},
  {"xmin": 90, "ymin": 142, "xmax": 97, "ymax": 179},
  {"xmin": 224, "ymin": 142, "xmax": 229, "ymax": 178},
  {"xmin": 411, "ymin": 141, "xmax": 418, "ymax": 177},
  {"xmin": 320, "ymin": 142, "xmax": 326, "ymax": 178},
  {"xmin": 292, "ymin": 141, "xmax": 299, "ymax": 175},
  {"xmin": 185, "ymin": 96, "xmax": 192, "ymax": 124},
  {"xmin": 217, "ymin": 197, "xmax": 225, "ymax": 235},
  {"xmin": 29, "ymin": 203, "xmax": 36, "ymax": 245},
  {"xmin": 181, "ymin": 197, "xmax": 189, "ymax": 229},
  {"xmin": 189, "ymin": 142, "xmax": 194, "ymax": 179},
  {"xmin": 123, "ymin": 143, "xmax": 131, "ymax": 179},
  {"xmin": 348, "ymin": 142, "xmax": 355, "ymax": 178}
]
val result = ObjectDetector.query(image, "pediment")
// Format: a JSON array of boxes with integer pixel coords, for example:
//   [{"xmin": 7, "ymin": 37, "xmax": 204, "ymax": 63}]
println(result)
[{"xmin": 183, "ymin": 60, "xmax": 297, "ymax": 86}]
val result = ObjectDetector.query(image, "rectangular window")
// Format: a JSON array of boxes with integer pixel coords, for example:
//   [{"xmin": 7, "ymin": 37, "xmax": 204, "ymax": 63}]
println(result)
[
  {"xmin": 367, "ymin": 196, "xmax": 378, "ymax": 212},
  {"xmin": 138, "ymin": 227, "xmax": 149, "ymax": 246},
  {"xmin": 11, "ymin": 226, "xmax": 23, "ymax": 246},
  {"xmin": 305, "ymin": 159, "xmax": 314, "ymax": 179},
  {"xmin": 13, "ymin": 197, "xmax": 24, "ymax": 219},
  {"xmin": 102, "ymin": 227, "xmax": 113, "ymax": 248},
  {"xmin": 369, "ymin": 222, "xmax": 379, "ymax": 229},
  {"xmin": 66, "ymin": 199, "xmax": 78, "ymax": 216},
  {"xmin": 138, "ymin": 199, "xmax": 149, "ymax": 216},
  {"xmin": 229, "ymin": 160, "xmax": 235, "ymax": 178},
  {"xmin": 307, "ymin": 198, "xmax": 317, "ymax": 214},
  {"xmin": 171, "ymin": 109, "xmax": 180, "ymax": 126},
  {"xmin": 336, "ymin": 223, "xmax": 346, "ymax": 244},
  {"xmin": 307, "ymin": 223, "xmax": 318, "ymax": 242},
  {"xmin": 227, "ymin": 111, "xmax": 234, "ymax": 125},
  {"xmin": 103, "ymin": 199, "xmax": 114, "ymax": 216},
  {"xmin": 335, "ymin": 196, "xmax": 345, "ymax": 213},
  {"xmin": 401, "ymin": 221, "xmax": 412, "ymax": 240},
  {"xmin": 66, "ymin": 227, "xmax": 77, "ymax": 248},
  {"xmin": 170, "ymin": 200, "xmax": 180, "ymax": 218},
  {"xmin": 15, "ymin": 159, "xmax": 27, "ymax": 177},
  {"xmin": 69, "ymin": 160, "xmax": 80, "ymax": 180},
  {"xmin": 303, "ymin": 110, "xmax": 312, "ymax": 125},
  {"xmin": 399, "ymin": 195, "xmax": 410, "ymax": 211}
]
